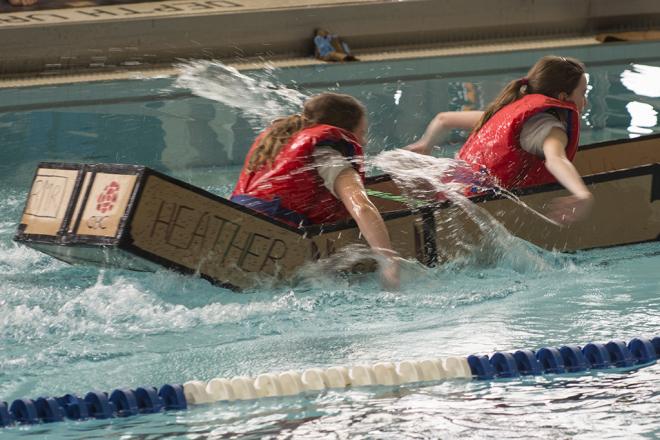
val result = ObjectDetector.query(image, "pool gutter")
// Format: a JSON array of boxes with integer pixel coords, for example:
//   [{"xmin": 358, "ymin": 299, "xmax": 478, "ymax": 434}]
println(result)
[{"xmin": 1, "ymin": 0, "xmax": 659, "ymax": 81}]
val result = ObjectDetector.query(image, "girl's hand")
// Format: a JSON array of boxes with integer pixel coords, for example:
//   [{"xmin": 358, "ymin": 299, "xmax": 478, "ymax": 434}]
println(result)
[
  {"xmin": 403, "ymin": 141, "xmax": 433, "ymax": 155},
  {"xmin": 334, "ymin": 169, "xmax": 400, "ymax": 289},
  {"xmin": 403, "ymin": 111, "xmax": 483, "ymax": 156},
  {"xmin": 379, "ymin": 256, "xmax": 400, "ymax": 291},
  {"xmin": 546, "ymin": 193, "xmax": 594, "ymax": 225},
  {"xmin": 542, "ymin": 128, "xmax": 594, "ymax": 225}
]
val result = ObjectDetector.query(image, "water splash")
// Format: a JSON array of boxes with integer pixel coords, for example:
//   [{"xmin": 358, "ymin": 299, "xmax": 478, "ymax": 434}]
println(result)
[
  {"xmin": 295, "ymin": 243, "xmax": 378, "ymax": 286},
  {"xmin": 0, "ymin": 271, "xmax": 294, "ymax": 344},
  {"xmin": 371, "ymin": 149, "xmax": 563, "ymax": 272},
  {"xmin": 174, "ymin": 60, "xmax": 308, "ymax": 130}
]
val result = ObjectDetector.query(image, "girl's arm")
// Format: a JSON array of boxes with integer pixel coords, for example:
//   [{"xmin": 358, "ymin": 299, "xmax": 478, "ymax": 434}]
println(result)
[
  {"xmin": 404, "ymin": 111, "xmax": 484, "ymax": 155},
  {"xmin": 542, "ymin": 127, "xmax": 594, "ymax": 224},
  {"xmin": 334, "ymin": 167, "xmax": 400, "ymax": 290}
]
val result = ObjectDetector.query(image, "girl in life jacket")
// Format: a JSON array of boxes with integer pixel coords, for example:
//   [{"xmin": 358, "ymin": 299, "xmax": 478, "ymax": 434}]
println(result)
[
  {"xmin": 405, "ymin": 55, "xmax": 593, "ymax": 225},
  {"xmin": 232, "ymin": 93, "xmax": 399, "ymax": 289}
]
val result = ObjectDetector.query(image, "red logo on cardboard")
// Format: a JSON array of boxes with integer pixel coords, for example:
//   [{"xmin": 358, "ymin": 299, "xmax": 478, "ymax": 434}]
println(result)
[{"xmin": 96, "ymin": 181, "xmax": 120, "ymax": 213}]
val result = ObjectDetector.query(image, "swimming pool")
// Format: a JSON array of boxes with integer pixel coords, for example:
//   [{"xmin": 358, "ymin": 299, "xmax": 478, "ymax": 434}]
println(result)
[{"xmin": 1, "ymin": 41, "xmax": 659, "ymax": 438}]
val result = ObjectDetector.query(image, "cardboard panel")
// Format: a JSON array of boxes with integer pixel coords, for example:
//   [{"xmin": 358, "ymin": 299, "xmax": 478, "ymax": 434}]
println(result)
[
  {"xmin": 15, "ymin": 159, "xmax": 659, "ymax": 291},
  {"xmin": 21, "ymin": 167, "xmax": 79, "ymax": 236},
  {"xmin": 128, "ymin": 174, "xmax": 309, "ymax": 288},
  {"xmin": 432, "ymin": 169, "xmax": 658, "ymax": 256},
  {"xmin": 484, "ymin": 173, "xmax": 660, "ymax": 251},
  {"xmin": 308, "ymin": 225, "xmax": 369, "ymax": 270},
  {"xmin": 366, "ymin": 178, "xmax": 409, "ymax": 212},
  {"xmin": 433, "ymin": 204, "xmax": 487, "ymax": 263},
  {"xmin": 574, "ymin": 136, "xmax": 660, "ymax": 175},
  {"xmin": 389, "ymin": 215, "xmax": 422, "ymax": 258},
  {"xmin": 76, "ymin": 172, "xmax": 137, "ymax": 238},
  {"xmin": 308, "ymin": 213, "xmax": 424, "ymax": 272}
]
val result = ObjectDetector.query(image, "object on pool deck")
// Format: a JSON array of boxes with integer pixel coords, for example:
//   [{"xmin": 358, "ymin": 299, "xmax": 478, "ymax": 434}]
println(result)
[
  {"xmin": 314, "ymin": 28, "xmax": 358, "ymax": 62},
  {"xmin": 596, "ymin": 31, "xmax": 660, "ymax": 43},
  {"xmin": 1, "ymin": 336, "xmax": 658, "ymax": 427},
  {"xmin": 13, "ymin": 133, "xmax": 660, "ymax": 290}
]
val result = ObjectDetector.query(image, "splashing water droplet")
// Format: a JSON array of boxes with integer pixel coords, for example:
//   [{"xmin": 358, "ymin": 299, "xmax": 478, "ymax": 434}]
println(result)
[
  {"xmin": 372, "ymin": 150, "xmax": 560, "ymax": 272},
  {"xmin": 174, "ymin": 60, "xmax": 308, "ymax": 130}
]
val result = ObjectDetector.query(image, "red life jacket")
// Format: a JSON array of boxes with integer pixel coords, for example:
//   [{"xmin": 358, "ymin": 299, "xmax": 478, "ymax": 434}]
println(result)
[
  {"xmin": 457, "ymin": 94, "xmax": 580, "ymax": 189},
  {"xmin": 232, "ymin": 124, "xmax": 365, "ymax": 226}
]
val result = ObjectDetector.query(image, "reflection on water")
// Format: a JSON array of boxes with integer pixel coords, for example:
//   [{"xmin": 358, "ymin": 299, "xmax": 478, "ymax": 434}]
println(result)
[
  {"xmin": 620, "ymin": 64, "xmax": 660, "ymax": 98},
  {"xmin": 2, "ymin": 52, "xmax": 660, "ymax": 179},
  {"xmin": 626, "ymin": 101, "xmax": 658, "ymax": 137}
]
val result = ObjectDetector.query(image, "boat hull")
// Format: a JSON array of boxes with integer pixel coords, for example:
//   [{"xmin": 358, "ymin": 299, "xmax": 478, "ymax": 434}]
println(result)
[{"xmin": 14, "ymin": 134, "xmax": 660, "ymax": 290}]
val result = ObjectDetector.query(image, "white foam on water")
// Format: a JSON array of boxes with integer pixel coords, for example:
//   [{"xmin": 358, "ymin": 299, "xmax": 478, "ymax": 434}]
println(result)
[
  {"xmin": 0, "ymin": 272, "xmax": 296, "ymax": 343},
  {"xmin": 0, "ymin": 242, "xmax": 66, "ymax": 276}
]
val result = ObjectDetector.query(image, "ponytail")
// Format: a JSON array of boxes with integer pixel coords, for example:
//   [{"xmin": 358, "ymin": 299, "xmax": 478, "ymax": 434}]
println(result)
[
  {"xmin": 472, "ymin": 55, "xmax": 585, "ymax": 135},
  {"xmin": 472, "ymin": 78, "xmax": 528, "ymax": 133}
]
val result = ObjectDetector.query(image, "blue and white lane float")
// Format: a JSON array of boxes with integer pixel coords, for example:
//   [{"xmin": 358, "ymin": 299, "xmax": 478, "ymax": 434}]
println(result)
[{"xmin": 1, "ymin": 336, "xmax": 658, "ymax": 427}]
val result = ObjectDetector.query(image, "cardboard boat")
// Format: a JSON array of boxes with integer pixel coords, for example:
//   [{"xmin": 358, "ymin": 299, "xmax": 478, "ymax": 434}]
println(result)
[{"xmin": 14, "ymin": 134, "xmax": 660, "ymax": 290}]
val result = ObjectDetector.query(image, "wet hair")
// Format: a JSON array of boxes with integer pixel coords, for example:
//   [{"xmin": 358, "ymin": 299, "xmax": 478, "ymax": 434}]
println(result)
[
  {"xmin": 472, "ymin": 55, "xmax": 586, "ymax": 133},
  {"xmin": 247, "ymin": 92, "xmax": 366, "ymax": 171}
]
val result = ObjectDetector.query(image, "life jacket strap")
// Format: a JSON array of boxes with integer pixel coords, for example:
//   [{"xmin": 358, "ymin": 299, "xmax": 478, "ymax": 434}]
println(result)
[{"xmin": 230, "ymin": 195, "xmax": 311, "ymax": 227}]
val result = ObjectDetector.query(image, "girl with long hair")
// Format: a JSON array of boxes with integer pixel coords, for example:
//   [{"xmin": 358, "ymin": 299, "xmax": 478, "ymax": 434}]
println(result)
[
  {"xmin": 406, "ymin": 55, "xmax": 593, "ymax": 224},
  {"xmin": 232, "ymin": 92, "xmax": 399, "ymax": 289}
]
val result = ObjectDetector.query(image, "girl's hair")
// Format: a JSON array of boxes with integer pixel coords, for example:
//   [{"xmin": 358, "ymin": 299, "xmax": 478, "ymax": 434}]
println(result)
[
  {"xmin": 472, "ymin": 55, "xmax": 586, "ymax": 133},
  {"xmin": 247, "ymin": 92, "xmax": 366, "ymax": 171}
]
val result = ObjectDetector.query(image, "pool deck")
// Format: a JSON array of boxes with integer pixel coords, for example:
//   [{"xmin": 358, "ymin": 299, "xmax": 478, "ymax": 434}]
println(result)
[{"xmin": 1, "ymin": 0, "xmax": 660, "ymax": 85}]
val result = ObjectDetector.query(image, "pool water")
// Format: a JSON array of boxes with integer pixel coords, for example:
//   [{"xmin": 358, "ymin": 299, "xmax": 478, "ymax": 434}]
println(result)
[{"xmin": 1, "ymin": 41, "xmax": 659, "ymax": 438}]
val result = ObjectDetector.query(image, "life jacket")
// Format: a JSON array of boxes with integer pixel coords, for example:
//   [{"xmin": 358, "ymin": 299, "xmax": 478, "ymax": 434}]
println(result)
[
  {"xmin": 457, "ymin": 94, "xmax": 580, "ymax": 189},
  {"xmin": 232, "ymin": 124, "xmax": 365, "ymax": 226}
]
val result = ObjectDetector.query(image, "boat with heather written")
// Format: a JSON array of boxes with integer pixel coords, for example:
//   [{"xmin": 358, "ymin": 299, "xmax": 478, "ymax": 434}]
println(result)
[{"xmin": 14, "ymin": 133, "xmax": 660, "ymax": 290}]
